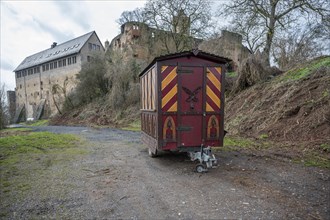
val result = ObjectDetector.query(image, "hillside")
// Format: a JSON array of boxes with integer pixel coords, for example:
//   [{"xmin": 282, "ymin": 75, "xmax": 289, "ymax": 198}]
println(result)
[{"xmin": 225, "ymin": 56, "xmax": 330, "ymax": 161}]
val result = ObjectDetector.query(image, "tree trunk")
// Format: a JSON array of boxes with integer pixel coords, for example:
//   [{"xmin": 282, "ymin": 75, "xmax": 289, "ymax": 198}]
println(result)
[{"xmin": 262, "ymin": 2, "xmax": 277, "ymax": 67}]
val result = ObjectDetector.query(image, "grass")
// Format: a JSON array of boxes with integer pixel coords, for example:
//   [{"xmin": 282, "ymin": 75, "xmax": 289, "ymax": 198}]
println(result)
[
  {"xmin": 278, "ymin": 56, "xmax": 330, "ymax": 82},
  {"xmin": 0, "ymin": 127, "xmax": 32, "ymax": 133},
  {"xmin": 24, "ymin": 119, "xmax": 49, "ymax": 126},
  {"xmin": 259, "ymin": 134, "xmax": 269, "ymax": 139},
  {"xmin": 216, "ymin": 135, "xmax": 271, "ymax": 152},
  {"xmin": 0, "ymin": 131, "xmax": 82, "ymax": 165},
  {"xmin": 219, "ymin": 135, "xmax": 330, "ymax": 169},
  {"xmin": 226, "ymin": 71, "xmax": 237, "ymax": 78},
  {"xmin": 320, "ymin": 143, "xmax": 330, "ymax": 153},
  {"xmin": 301, "ymin": 153, "xmax": 330, "ymax": 169},
  {"xmin": 122, "ymin": 120, "xmax": 141, "ymax": 131},
  {"xmin": 0, "ymin": 130, "xmax": 86, "ymax": 196}
]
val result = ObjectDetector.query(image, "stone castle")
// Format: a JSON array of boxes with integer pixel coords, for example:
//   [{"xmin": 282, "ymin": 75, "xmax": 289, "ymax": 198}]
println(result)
[
  {"xmin": 108, "ymin": 21, "xmax": 250, "ymax": 70},
  {"xmin": 11, "ymin": 17, "xmax": 250, "ymax": 122}
]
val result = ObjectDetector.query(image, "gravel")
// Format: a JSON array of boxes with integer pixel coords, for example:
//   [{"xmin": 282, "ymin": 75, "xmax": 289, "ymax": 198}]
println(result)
[{"xmin": 1, "ymin": 125, "xmax": 329, "ymax": 219}]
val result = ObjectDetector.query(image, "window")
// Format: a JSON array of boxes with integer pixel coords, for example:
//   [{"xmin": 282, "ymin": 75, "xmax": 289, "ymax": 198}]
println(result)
[
  {"xmin": 20, "ymin": 84, "xmax": 22, "ymax": 89},
  {"xmin": 23, "ymin": 70, "xmax": 27, "ymax": 76},
  {"xmin": 54, "ymin": 62, "xmax": 57, "ymax": 68},
  {"xmin": 72, "ymin": 56, "xmax": 76, "ymax": 63},
  {"xmin": 34, "ymin": 67, "xmax": 37, "ymax": 74},
  {"xmin": 50, "ymin": 63, "xmax": 53, "ymax": 69},
  {"xmin": 42, "ymin": 65, "xmax": 46, "ymax": 71},
  {"xmin": 68, "ymin": 57, "xmax": 72, "ymax": 65},
  {"xmin": 58, "ymin": 60, "xmax": 62, "ymax": 67},
  {"xmin": 63, "ymin": 59, "xmax": 66, "ymax": 66},
  {"xmin": 87, "ymin": 56, "xmax": 91, "ymax": 62},
  {"xmin": 97, "ymin": 45, "xmax": 100, "ymax": 51},
  {"xmin": 89, "ymin": 43, "xmax": 92, "ymax": 50},
  {"xmin": 46, "ymin": 63, "xmax": 49, "ymax": 71}
]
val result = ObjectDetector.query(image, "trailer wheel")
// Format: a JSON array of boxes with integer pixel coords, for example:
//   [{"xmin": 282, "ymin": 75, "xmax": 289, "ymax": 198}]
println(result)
[
  {"xmin": 148, "ymin": 147, "xmax": 157, "ymax": 158},
  {"xmin": 195, "ymin": 164, "xmax": 206, "ymax": 173}
]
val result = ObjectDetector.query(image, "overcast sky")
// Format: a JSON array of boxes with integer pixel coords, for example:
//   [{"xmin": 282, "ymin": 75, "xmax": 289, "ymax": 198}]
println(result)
[{"xmin": 0, "ymin": 0, "xmax": 147, "ymax": 91}]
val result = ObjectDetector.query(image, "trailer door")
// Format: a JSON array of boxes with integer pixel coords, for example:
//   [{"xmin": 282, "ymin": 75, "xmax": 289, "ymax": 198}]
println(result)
[{"xmin": 177, "ymin": 66, "xmax": 204, "ymax": 147}]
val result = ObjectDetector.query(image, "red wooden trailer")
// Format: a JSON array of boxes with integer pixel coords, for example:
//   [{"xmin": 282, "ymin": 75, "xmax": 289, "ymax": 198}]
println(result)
[{"xmin": 139, "ymin": 50, "xmax": 231, "ymax": 172}]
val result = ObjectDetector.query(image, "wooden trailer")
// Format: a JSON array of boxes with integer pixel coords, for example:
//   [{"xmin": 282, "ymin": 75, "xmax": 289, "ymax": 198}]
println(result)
[{"xmin": 139, "ymin": 50, "xmax": 231, "ymax": 171}]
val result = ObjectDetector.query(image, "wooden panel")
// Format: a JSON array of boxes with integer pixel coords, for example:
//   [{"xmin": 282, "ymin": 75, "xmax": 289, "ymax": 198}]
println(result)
[
  {"xmin": 141, "ymin": 76, "xmax": 145, "ymax": 109},
  {"xmin": 151, "ymin": 68, "xmax": 156, "ymax": 110},
  {"xmin": 143, "ymin": 76, "xmax": 147, "ymax": 109}
]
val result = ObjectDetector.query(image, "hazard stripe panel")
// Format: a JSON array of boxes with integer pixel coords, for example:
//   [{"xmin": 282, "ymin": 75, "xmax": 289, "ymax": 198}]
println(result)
[
  {"xmin": 161, "ymin": 66, "xmax": 178, "ymax": 112},
  {"xmin": 206, "ymin": 67, "xmax": 221, "ymax": 112}
]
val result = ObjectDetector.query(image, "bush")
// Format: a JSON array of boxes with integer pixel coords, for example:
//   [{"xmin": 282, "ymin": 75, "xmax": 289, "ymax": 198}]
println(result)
[{"xmin": 64, "ymin": 54, "xmax": 110, "ymax": 109}]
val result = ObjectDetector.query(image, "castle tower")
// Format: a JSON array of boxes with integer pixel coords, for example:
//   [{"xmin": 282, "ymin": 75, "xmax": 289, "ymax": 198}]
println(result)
[
  {"xmin": 173, "ymin": 9, "xmax": 190, "ymax": 35},
  {"xmin": 105, "ymin": 39, "xmax": 110, "ymax": 50}
]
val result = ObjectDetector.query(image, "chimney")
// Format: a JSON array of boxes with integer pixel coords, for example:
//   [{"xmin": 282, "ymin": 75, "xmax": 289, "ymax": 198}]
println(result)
[{"xmin": 51, "ymin": 42, "xmax": 57, "ymax": 49}]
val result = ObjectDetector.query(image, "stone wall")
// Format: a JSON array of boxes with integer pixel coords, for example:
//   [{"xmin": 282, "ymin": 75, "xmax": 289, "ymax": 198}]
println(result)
[
  {"xmin": 15, "ymin": 55, "xmax": 81, "ymax": 119},
  {"xmin": 6, "ymin": 91, "xmax": 16, "ymax": 123},
  {"xmin": 15, "ymin": 33, "xmax": 105, "ymax": 120},
  {"xmin": 198, "ymin": 30, "xmax": 251, "ymax": 70},
  {"xmin": 109, "ymin": 22, "xmax": 250, "ymax": 70}
]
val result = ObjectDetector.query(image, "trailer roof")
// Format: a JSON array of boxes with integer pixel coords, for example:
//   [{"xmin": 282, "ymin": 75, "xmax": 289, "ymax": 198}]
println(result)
[{"xmin": 139, "ymin": 49, "xmax": 232, "ymax": 77}]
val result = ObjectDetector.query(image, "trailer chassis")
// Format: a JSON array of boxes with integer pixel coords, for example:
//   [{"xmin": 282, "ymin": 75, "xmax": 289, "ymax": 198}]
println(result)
[{"xmin": 187, "ymin": 145, "xmax": 218, "ymax": 173}]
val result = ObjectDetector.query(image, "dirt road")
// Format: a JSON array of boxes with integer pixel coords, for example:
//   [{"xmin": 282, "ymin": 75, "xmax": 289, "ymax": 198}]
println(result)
[{"xmin": 2, "ymin": 126, "xmax": 329, "ymax": 219}]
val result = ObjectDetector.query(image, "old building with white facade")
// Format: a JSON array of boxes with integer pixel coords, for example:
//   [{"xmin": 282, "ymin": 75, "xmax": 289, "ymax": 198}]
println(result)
[{"xmin": 13, "ymin": 31, "xmax": 105, "ymax": 121}]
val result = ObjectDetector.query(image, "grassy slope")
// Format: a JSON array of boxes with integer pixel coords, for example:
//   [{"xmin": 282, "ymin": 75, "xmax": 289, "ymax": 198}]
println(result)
[{"xmin": 224, "ymin": 56, "xmax": 330, "ymax": 168}]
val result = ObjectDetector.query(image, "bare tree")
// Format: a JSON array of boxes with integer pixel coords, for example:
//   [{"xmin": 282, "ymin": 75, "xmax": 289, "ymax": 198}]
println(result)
[
  {"xmin": 0, "ymin": 84, "xmax": 9, "ymax": 129},
  {"xmin": 272, "ymin": 24, "xmax": 327, "ymax": 70},
  {"xmin": 117, "ymin": 0, "xmax": 214, "ymax": 53},
  {"xmin": 51, "ymin": 76, "xmax": 75, "ymax": 114},
  {"xmin": 223, "ymin": 14, "xmax": 267, "ymax": 53},
  {"xmin": 219, "ymin": 0, "xmax": 329, "ymax": 66},
  {"xmin": 116, "ymin": 7, "xmax": 147, "ymax": 25}
]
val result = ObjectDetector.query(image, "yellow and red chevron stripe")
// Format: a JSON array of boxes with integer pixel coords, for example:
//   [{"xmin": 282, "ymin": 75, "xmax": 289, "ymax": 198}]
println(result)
[
  {"xmin": 161, "ymin": 66, "xmax": 178, "ymax": 112},
  {"xmin": 206, "ymin": 67, "xmax": 221, "ymax": 112}
]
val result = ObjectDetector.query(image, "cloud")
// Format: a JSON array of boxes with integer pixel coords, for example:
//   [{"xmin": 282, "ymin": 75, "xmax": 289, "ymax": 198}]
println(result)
[
  {"xmin": 0, "ymin": 0, "xmax": 147, "ymax": 91},
  {"xmin": 53, "ymin": 1, "xmax": 91, "ymax": 31},
  {"xmin": 0, "ymin": 58, "xmax": 14, "ymax": 71}
]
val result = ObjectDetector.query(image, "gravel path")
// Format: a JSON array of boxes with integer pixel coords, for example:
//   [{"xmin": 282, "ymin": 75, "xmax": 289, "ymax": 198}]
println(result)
[{"xmin": 1, "ymin": 126, "xmax": 329, "ymax": 219}]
